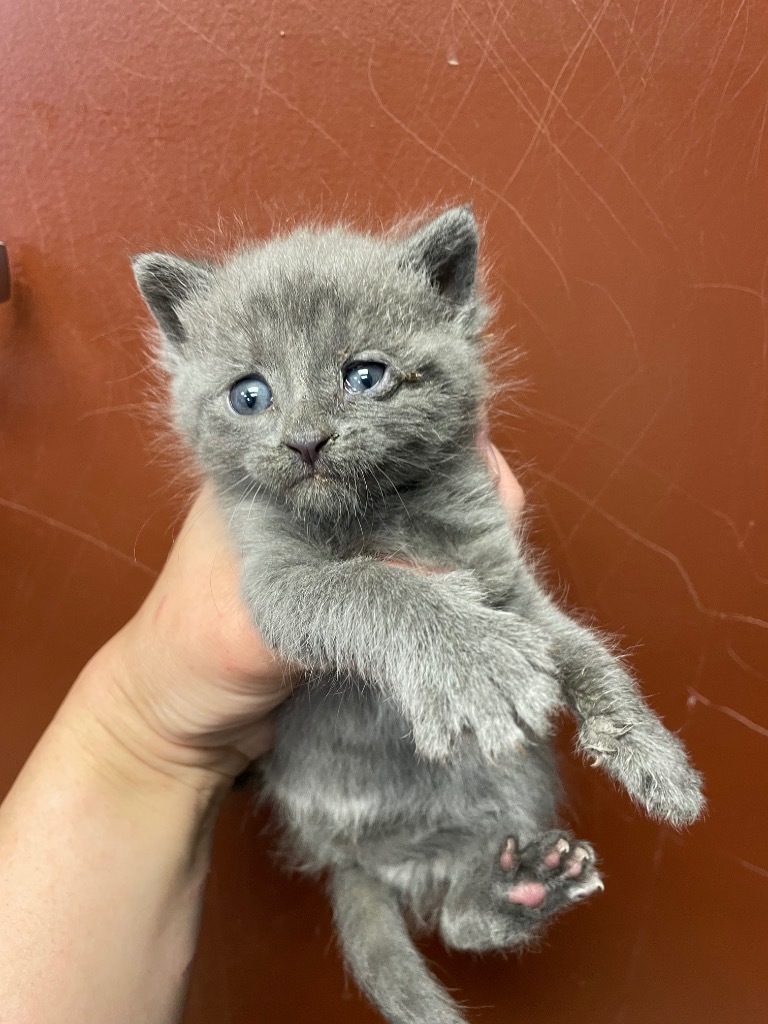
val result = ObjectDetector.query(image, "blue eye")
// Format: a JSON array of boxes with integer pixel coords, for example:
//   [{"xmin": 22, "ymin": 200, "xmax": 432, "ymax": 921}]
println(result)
[
  {"xmin": 229, "ymin": 375, "xmax": 272, "ymax": 415},
  {"xmin": 344, "ymin": 362, "xmax": 386, "ymax": 394}
]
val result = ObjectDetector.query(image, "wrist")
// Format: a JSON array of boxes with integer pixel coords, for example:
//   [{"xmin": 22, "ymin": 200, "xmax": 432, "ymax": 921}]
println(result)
[{"xmin": 0, "ymin": 643, "xmax": 227, "ymax": 1024}]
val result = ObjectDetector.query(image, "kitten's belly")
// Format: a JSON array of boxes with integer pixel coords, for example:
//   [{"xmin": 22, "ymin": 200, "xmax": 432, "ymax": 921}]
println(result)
[
  {"xmin": 260, "ymin": 674, "xmax": 557, "ymax": 870},
  {"xmin": 262, "ymin": 676, "xmax": 429, "ymax": 840}
]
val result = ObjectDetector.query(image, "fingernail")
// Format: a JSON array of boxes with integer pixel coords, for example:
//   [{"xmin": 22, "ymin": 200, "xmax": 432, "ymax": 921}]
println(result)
[{"xmin": 485, "ymin": 443, "xmax": 501, "ymax": 484}]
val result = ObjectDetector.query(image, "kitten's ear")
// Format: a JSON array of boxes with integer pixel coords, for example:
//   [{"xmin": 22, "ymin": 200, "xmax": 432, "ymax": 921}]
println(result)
[
  {"xmin": 131, "ymin": 253, "xmax": 213, "ymax": 349},
  {"xmin": 401, "ymin": 206, "xmax": 478, "ymax": 305}
]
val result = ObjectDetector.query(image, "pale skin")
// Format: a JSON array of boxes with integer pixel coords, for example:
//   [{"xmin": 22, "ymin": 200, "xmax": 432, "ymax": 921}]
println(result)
[{"xmin": 0, "ymin": 445, "xmax": 523, "ymax": 1024}]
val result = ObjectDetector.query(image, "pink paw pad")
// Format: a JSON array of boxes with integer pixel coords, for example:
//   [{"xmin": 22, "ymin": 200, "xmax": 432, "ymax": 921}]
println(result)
[{"xmin": 507, "ymin": 880, "xmax": 547, "ymax": 908}]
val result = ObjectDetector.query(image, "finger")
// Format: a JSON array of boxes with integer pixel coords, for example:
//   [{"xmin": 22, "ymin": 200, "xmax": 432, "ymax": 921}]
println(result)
[{"xmin": 485, "ymin": 444, "xmax": 525, "ymax": 520}]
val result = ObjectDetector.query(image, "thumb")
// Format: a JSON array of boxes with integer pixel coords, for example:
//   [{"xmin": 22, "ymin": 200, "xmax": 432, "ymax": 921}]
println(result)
[{"xmin": 483, "ymin": 443, "xmax": 525, "ymax": 521}]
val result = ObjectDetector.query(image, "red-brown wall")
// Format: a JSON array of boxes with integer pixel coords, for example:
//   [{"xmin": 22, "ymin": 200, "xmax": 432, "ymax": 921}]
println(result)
[{"xmin": 2, "ymin": 2, "xmax": 766, "ymax": 1021}]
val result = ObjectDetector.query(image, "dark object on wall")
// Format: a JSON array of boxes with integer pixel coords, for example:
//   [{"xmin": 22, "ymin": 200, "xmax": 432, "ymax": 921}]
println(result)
[{"xmin": 0, "ymin": 244, "xmax": 10, "ymax": 302}]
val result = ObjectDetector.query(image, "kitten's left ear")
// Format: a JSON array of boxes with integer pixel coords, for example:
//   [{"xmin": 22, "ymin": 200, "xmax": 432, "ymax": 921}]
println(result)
[
  {"xmin": 132, "ymin": 253, "xmax": 213, "ymax": 350},
  {"xmin": 401, "ymin": 205, "xmax": 479, "ymax": 306}
]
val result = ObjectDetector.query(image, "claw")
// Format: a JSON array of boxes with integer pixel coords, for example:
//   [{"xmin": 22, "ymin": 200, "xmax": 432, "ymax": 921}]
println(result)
[
  {"xmin": 543, "ymin": 837, "xmax": 569, "ymax": 869},
  {"xmin": 500, "ymin": 838, "xmax": 517, "ymax": 872},
  {"xmin": 564, "ymin": 847, "xmax": 589, "ymax": 877}
]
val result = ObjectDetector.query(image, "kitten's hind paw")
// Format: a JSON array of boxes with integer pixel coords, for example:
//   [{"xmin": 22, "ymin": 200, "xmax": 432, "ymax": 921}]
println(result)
[
  {"xmin": 579, "ymin": 714, "xmax": 705, "ymax": 828},
  {"xmin": 496, "ymin": 832, "xmax": 603, "ymax": 916}
]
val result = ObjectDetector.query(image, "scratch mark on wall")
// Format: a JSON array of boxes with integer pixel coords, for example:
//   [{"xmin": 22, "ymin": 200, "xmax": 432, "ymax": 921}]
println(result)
[
  {"xmin": 675, "ymin": 41, "xmax": 768, "ymax": 184},
  {"xmin": 727, "ymin": 645, "xmax": 768, "ymax": 684},
  {"xmin": 366, "ymin": 53, "xmax": 571, "ymax": 290},
  {"xmin": 516, "ymin": 396, "xmax": 768, "ymax": 587},
  {"xmin": 534, "ymin": 469, "xmax": 768, "ymax": 631},
  {"xmin": 516, "ymin": 373, "xmax": 644, "ymax": 476},
  {"xmin": 703, "ymin": 0, "xmax": 751, "ymax": 168},
  {"xmin": 100, "ymin": 55, "xmax": 163, "ymax": 82},
  {"xmin": 688, "ymin": 687, "xmax": 768, "ymax": 740},
  {"xmin": 576, "ymin": 278, "xmax": 641, "ymax": 364},
  {"xmin": 462, "ymin": 14, "xmax": 643, "ymax": 252},
  {"xmin": 734, "ymin": 856, "xmax": 768, "ymax": 880},
  {"xmin": 76, "ymin": 403, "xmax": 146, "ymax": 422},
  {"xmin": 153, "ymin": 0, "xmax": 353, "ymax": 161},
  {"xmin": 497, "ymin": 280, "xmax": 560, "ymax": 351},
  {"xmin": 749, "ymin": 72, "xmax": 768, "ymax": 176},
  {"xmin": 293, "ymin": 0, "xmax": 355, "ymax": 43},
  {"xmin": 143, "ymin": 26, "xmax": 168, "ymax": 212},
  {"xmin": 0, "ymin": 498, "xmax": 157, "ymax": 578},
  {"xmin": 216, "ymin": 0, "xmax": 277, "ymax": 194},
  {"xmin": 489, "ymin": 5, "xmax": 677, "ymax": 248},
  {"xmin": 379, "ymin": 11, "xmax": 449, "ymax": 177},
  {"xmin": 493, "ymin": 0, "xmax": 610, "ymax": 209},
  {"xmin": 690, "ymin": 281, "xmax": 768, "ymax": 363},
  {"xmin": 405, "ymin": 0, "xmax": 503, "ymax": 203},
  {"xmin": 673, "ymin": 0, "xmax": 748, "ymax": 173},
  {"xmin": 689, "ymin": 281, "xmax": 768, "ymax": 302},
  {"xmin": 566, "ymin": 0, "xmax": 626, "ymax": 98},
  {"xmin": 564, "ymin": 389, "xmax": 673, "ymax": 544}
]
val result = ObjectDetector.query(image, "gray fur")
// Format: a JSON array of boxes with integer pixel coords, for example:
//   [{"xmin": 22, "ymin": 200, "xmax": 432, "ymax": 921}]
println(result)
[{"xmin": 134, "ymin": 207, "xmax": 704, "ymax": 1024}]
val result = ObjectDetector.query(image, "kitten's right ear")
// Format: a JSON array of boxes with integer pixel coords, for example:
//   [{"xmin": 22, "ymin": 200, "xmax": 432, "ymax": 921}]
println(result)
[
  {"xmin": 400, "ymin": 206, "xmax": 479, "ymax": 306},
  {"xmin": 132, "ymin": 253, "xmax": 213, "ymax": 349}
]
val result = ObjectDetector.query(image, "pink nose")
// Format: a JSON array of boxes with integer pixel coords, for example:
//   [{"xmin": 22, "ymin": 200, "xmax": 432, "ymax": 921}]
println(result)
[{"xmin": 285, "ymin": 435, "xmax": 330, "ymax": 467}]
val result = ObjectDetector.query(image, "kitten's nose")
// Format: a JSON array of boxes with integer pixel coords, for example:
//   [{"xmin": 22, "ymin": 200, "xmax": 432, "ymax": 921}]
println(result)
[{"xmin": 285, "ymin": 434, "xmax": 331, "ymax": 467}]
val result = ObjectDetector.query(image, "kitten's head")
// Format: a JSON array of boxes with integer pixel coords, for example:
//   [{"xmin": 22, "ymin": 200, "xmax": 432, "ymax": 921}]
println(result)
[{"xmin": 134, "ymin": 207, "xmax": 490, "ymax": 520}]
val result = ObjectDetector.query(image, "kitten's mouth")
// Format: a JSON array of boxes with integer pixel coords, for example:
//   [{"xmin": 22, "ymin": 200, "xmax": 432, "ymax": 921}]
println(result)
[{"xmin": 289, "ymin": 470, "xmax": 335, "ymax": 488}]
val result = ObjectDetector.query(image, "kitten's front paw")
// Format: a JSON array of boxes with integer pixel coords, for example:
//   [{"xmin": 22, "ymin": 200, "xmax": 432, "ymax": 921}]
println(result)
[
  {"xmin": 580, "ymin": 714, "xmax": 705, "ymax": 828},
  {"xmin": 406, "ymin": 613, "xmax": 562, "ymax": 763}
]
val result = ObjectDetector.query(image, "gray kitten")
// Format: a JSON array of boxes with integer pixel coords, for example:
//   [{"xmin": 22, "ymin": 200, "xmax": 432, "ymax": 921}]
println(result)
[{"xmin": 134, "ymin": 208, "xmax": 704, "ymax": 1024}]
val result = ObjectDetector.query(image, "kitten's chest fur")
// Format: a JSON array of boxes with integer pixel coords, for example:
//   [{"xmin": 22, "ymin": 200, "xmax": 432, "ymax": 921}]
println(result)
[{"xmin": 300, "ymin": 462, "xmax": 525, "ymax": 606}]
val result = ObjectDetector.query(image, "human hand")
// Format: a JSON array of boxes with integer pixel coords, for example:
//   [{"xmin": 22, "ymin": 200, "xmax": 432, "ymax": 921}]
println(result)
[{"xmin": 78, "ymin": 483, "xmax": 292, "ymax": 785}]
